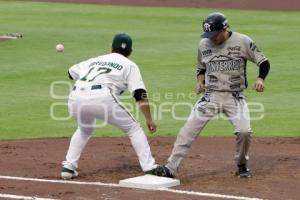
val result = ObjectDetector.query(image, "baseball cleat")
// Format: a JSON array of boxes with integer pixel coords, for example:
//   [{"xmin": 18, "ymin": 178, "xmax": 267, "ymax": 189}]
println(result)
[
  {"xmin": 61, "ymin": 167, "xmax": 79, "ymax": 180},
  {"xmin": 236, "ymin": 164, "xmax": 251, "ymax": 178},
  {"xmin": 146, "ymin": 165, "xmax": 175, "ymax": 178}
]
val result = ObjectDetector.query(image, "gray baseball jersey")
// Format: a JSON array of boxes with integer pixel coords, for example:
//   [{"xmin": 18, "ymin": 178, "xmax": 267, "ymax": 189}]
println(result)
[{"xmin": 197, "ymin": 32, "xmax": 267, "ymax": 92}]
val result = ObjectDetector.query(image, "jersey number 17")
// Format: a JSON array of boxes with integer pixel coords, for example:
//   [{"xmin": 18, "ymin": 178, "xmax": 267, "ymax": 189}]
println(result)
[{"xmin": 80, "ymin": 67, "xmax": 112, "ymax": 82}]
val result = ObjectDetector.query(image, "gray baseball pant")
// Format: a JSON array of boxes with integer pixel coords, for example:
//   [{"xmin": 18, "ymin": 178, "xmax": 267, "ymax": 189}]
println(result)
[{"xmin": 166, "ymin": 91, "xmax": 252, "ymax": 175}]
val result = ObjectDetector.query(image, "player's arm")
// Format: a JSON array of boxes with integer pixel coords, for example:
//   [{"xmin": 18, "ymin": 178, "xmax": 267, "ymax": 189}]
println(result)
[
  {"xmin": 68, "ymin": 71, "xmax": 74, "ymax": 80},
  {"xmin": 68, "ymin": 58, "xmax": 92, "ymax": 80},
  {"xmin": 133, "ymin": 89, "xmax": 156, "ymax": 133},
  {"xmin": 68, "ymin": 64, "xmax": 81, "ymax": 80},
  {"xmin": 244, "ymin": 36, "xmax": 270, "ymax": 92},
  {"xmin": 196, "ymin": 73, "xmax": 205, "ymax": 94},
  {"xmin": 127, "ymin": 64, "xmax": 157, "ymax": 133},
  {"xmin": 195, "ymin": 47, "xmax": 206, "ymax": 94},
  {"xmin": 254, "ymin": 60, "xmax": 270, "ymax": 92}
]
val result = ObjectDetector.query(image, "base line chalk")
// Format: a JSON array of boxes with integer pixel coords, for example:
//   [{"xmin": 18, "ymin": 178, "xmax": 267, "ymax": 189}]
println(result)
[
  {"xmin": 0, "ymin": 193, "xmax": 58, "ymax": 200},
  {"xmin": 0, "ymin": 175, "xmax": 262, "ymax": 200}
]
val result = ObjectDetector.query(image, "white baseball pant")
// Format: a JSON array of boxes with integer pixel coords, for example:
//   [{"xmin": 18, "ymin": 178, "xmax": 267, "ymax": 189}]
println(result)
[{"xmin": 64, "ymin": 84, "xmax": 156, "ymax": 172}]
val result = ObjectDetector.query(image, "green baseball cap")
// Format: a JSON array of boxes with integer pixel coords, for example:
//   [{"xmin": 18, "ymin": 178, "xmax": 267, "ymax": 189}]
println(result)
[{"xmin": 112, "ymin": 33, "xmax": 132, "ymax": 51}]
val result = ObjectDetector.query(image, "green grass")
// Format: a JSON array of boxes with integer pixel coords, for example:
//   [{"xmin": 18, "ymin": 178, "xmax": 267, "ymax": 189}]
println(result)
[{"xmin": 0, "ymin": 1, "xmax": 299, "ymax": 139}]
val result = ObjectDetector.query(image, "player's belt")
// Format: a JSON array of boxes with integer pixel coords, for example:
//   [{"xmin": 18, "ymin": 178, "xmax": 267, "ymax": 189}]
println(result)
[
  {"xmin": 72, "ymin": 85, "xmax": 102, "ymax": 91},
  {"xmin": 91, "ymin": 85, "xmax": 102, "ymax": 90}
]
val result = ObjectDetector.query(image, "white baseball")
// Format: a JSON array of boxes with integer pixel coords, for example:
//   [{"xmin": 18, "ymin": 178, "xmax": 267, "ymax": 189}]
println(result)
[{"xmin": 56, "ymin": 44, "xmax": 64, "ymax": 52}]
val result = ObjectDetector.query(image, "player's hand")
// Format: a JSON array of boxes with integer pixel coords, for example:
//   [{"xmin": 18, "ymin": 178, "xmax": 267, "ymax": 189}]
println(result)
[
  {"xmin": 195, "ymin": 82, "xmax": 205, "ymax": 94},
  {"xmin": 254, "ymin": 78, "xmax": 265, "ymax": 92},
  {"xmin": 146, "ymin": 120, "xmax": 157, "ymax": 134}
]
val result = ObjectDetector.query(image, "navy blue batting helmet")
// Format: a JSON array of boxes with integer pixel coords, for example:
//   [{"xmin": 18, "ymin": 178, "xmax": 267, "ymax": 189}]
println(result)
[{"xmin": 201, "ymin": 12, "xmax": 229, "ymax": 38}]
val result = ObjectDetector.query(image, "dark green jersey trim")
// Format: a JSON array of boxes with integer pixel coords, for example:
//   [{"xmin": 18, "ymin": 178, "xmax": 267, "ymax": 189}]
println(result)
[{"xmin": 110, "ymin": 91, "xmax": 137, "ymax": 122}]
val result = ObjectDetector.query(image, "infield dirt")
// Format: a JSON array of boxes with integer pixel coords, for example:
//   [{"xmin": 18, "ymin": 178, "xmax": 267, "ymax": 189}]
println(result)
[{"xmin": 1, "ymin": 137, "xmax": 299, "ymax": 199}]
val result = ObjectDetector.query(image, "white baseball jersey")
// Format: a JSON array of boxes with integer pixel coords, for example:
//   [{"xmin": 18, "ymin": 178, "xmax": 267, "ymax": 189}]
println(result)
[
  {"xmin": 65, "ymin": 52, "xmax": 156, "ymax": 172},
  {"xmin": 197, "ymin": 32, "xmax": 268, "ymax": 92},
  {"xmin": 69, "ymin": 52, "xmax": 146, "ymax": 95}
]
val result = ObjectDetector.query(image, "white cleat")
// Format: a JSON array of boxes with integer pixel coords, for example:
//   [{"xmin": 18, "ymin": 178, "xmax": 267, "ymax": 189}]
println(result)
[
  {"xmin": 61, "ymin": 167, "xmax": 79, "ymax": 180},
  {"xmin": 61, "ymin": 162, "xmax": 79, "ymax": 180}
]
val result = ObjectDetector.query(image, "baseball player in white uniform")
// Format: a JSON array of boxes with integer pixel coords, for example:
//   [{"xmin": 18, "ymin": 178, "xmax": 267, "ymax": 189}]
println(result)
[
  {"xmin": 61, "ymin": 33, "xmax": 158, "ymax": 179},
  {"xmin": 149, "ymin": 12, "xmax": 270, "ymax": 178}
]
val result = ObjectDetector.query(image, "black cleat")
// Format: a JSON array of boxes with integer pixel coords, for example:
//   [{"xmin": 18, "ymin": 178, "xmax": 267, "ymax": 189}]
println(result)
[
  {"xmin": 236, "ymin": 164, "xmax": 251, "ymax": 178},
  {"xmin": 146, "ymin": 165, "xmax": 175, "ymax": 178}
]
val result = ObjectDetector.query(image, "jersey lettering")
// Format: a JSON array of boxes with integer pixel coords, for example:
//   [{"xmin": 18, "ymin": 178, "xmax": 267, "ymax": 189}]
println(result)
[
  {"xmin": 206, "ymin": 56, "xmax": 242, "ymax": 73},
  {"xmin": 89, "ymin": 61, "xmax": 123, "ymax": 70}
]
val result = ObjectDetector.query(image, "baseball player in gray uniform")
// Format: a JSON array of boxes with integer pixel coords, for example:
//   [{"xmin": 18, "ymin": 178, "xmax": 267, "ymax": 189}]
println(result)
[
  {"xmin": 61, "ymin": 33, "xmax": 158, "ymax": 179},
  {"xmin": 149, "ymin": 12, "xmax": 270, "ymax": 178}
]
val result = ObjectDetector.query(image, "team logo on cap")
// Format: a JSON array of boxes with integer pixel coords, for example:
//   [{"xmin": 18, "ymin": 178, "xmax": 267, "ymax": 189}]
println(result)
[
  {"xmin": 121, "ymin": 43, "xmax": 127, "ymax": 49},
  {"xmin": 203, "ymin": 23, "xmax": 211, "ymax": 32}
]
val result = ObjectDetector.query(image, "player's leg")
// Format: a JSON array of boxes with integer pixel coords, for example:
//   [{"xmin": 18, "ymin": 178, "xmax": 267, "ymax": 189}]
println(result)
[
  {"xmin": 99, "ymin": 94, "xmax": 157, "ymax": 172},
  {"xmin": 62, "ymin": 100, "xmax": 96, "ymax": 179},
  {"xmin": 126, "ymin": 122, "xmax": 157, "ymax": 172},
  {"xmin": 223, "ymin": 93, "xmax": 252, "ymax": 177},
  {"xmin": 165, "ymin": 96, "xmax": 218, "ymax": 177}
]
